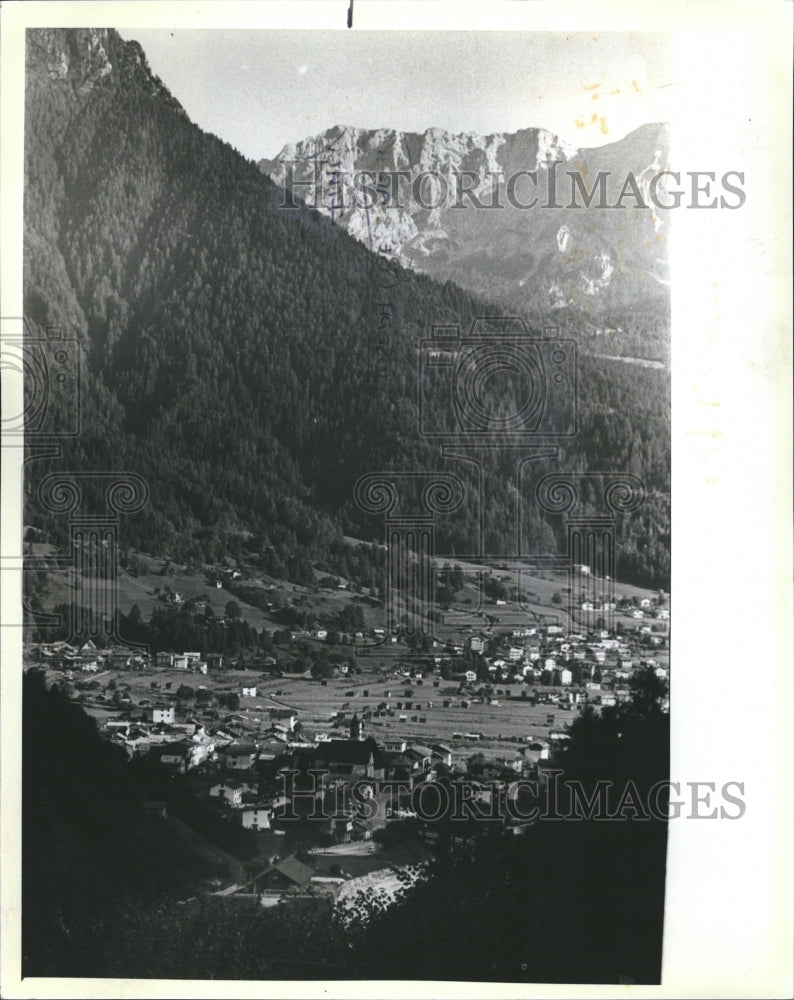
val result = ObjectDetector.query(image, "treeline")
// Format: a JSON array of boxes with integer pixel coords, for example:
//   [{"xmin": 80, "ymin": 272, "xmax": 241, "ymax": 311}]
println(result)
[
  {"xmin": 28, "ymin": 600, "xmax": 367, "ymax": 678},
  {"xmin": 32, "ymin": 600, "xmax": 265, "ymax": 655}
]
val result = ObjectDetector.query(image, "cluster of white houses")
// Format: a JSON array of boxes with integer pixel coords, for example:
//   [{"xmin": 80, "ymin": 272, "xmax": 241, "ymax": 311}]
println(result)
[
  {"xmin": 25, "ymin": 597, "xmax": 668, "ymax": 811},
  {"xmin": 26, "ymin": 639, "xmax": 152, "ymax": 672},
  {"xmin": 24, "ymin": 641, "xmax": 276, "ymax": 675},
  {"xmin": 449, "ymin": 620, "xmax": 668, "ymax": 699}
]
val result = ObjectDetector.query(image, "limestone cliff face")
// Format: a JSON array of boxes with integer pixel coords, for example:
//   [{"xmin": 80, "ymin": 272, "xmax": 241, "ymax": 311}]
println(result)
[
  {"xmin": 260, "ymin": 122, "xmax": 671, "ymax": 313},
  {"xmin": 30, "ymin": 27, "xmax": 113, "ymax": 86},
  {"xmin": 26, "ymin": 28, "xmax": 187, "ymax": 114}
]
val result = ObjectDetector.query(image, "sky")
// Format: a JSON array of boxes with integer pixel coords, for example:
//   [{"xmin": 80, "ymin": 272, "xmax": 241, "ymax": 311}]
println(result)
[{"xmin": 119, "ymin": 29, "xmax": 676, "ymax": 161}]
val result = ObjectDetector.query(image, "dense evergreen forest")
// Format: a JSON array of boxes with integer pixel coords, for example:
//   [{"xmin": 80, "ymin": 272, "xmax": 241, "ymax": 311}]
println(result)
[{"xmin": 24, "ymin": 29, "xmax": 669, "ymax": 588}]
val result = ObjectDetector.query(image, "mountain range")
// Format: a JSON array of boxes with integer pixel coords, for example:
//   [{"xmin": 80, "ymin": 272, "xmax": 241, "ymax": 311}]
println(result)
[{"xmin": 259, "ymin": 122, "xmax": 671, "ymax": 316}]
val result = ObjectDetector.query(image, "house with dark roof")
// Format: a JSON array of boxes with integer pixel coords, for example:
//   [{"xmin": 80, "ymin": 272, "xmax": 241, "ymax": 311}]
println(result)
[
  {"xmin": 311, "ymin": 737, "xmax": 384, "ymax": 780},
  {"xmin": 209, "ymin": 779, "xmax": 246, "ymax": 806},
  {"xmin": 382, "ymin": 752, "xmax": 416, "ymax": 785},
  {"xmin": 154, "ymin": 740, "xmax": 201, "ymax": 772},
  {"xmin": 252, "ymin": 855, "xmax": 315, "ymax": 894},
  {"xmin": 236, "ymin": 803, "xmax": 272, "ymax": 830},
  {"xmin": 219, "ymin": 743, "xmax": 259, "ymax": 770},
  {"xmin": 268, "ymin": 708, "xmax": 297, "ymax": 731},
  {"xmin": 405, "ymin": 745, "xmax": 433, "ymax": 771},
  {"xmin": 431, "ymin": 743, "xmax": 454, "ymax": 767}
]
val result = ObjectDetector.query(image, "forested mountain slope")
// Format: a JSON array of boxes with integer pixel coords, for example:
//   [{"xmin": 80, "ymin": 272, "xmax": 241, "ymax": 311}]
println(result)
[{"xmin": 24, "ymin": 29, "xmax": 669, "ymax": 587}]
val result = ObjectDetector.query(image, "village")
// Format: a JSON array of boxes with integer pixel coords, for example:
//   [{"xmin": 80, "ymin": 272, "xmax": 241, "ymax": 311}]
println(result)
[{"xmin": 24, "ymin": 555, "xmax": 669, "ymax": 913}]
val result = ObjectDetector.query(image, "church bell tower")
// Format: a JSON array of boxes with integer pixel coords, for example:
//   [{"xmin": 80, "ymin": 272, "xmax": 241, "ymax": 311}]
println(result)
[{"xmin": 349, "ymin": 712, "xmax": 364, "ymax": 741}]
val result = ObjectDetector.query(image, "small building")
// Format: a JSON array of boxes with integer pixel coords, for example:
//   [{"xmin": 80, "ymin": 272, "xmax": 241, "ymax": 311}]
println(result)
[
  {"xmin": 311, "ymin": 736, "xmax": 382, "ymax": 780},
  {"xmin": 269, "ymin": 708, "xmax": 297, "ymax": 731},
  {"xmin": 210, "ymin": 779, "xmax": 245, "ymax": 807},
  {"xmin": 220, "ymin": 743, "xmax": 259, "ymax": 770},
  {"xmin": 523, "ymin": 740, "xmax": 550, "ymax": 764},
  {"xmin": 253, "ymin": 856, "xmax": 315, "ymax": 894},
  {"xmin": 156, "ymin": 741, "xmax": 201, "ymax": 773},
  {"xmin": 407, "ymin": 744, "xmax": 433, "ymax": 771},
  {"xmin": 237, "ymin": 804, "xmax": 272, "ymax": 830},
  {"xmin": 149, "ymin": 704, "xmax": 175, "ymax": 725}
]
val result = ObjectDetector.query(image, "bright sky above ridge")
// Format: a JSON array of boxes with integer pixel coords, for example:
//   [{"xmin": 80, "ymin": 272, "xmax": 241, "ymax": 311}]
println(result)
[{"xmin": 119, "ymin": 29, "xmax": 675, "ymax": 161}]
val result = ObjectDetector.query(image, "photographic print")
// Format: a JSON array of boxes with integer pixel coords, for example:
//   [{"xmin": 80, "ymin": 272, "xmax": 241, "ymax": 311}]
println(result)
[{"xmin": 1, "ymin": 2, "xmax": 791, "ymax": 998}]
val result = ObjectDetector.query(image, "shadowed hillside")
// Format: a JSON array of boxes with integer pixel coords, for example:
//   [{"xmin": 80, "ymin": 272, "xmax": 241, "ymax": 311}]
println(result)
[{"xmin": 25, "ymin": 28, "xmax": 669, "ymax": 589}]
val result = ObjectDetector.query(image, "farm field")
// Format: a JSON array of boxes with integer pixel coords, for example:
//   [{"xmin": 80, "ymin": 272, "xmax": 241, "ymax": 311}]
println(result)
[
  {"xmin": 63, "ymin": 664, "xmax": 597, "ymax": 765},
  {"xmin": 32, "ymin": 532, "xmax": 667, "ymax": 769},
  {"xmin": 247, "ymin": 673, "xmax": 575, "ymax": 752}
]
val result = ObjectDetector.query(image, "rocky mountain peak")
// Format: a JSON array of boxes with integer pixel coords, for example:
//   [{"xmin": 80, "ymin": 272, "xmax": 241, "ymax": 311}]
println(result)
[
  {"xmin": 26, "ymin": 28, "xmax": 187, "ymax": 117},
  {"xmin": 28, "ymin": 28, "xmax": 113, "ymax": 90},
  {"xmin": 259, "ymin": 122, "xmax": 670, "ymax": 313}
]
